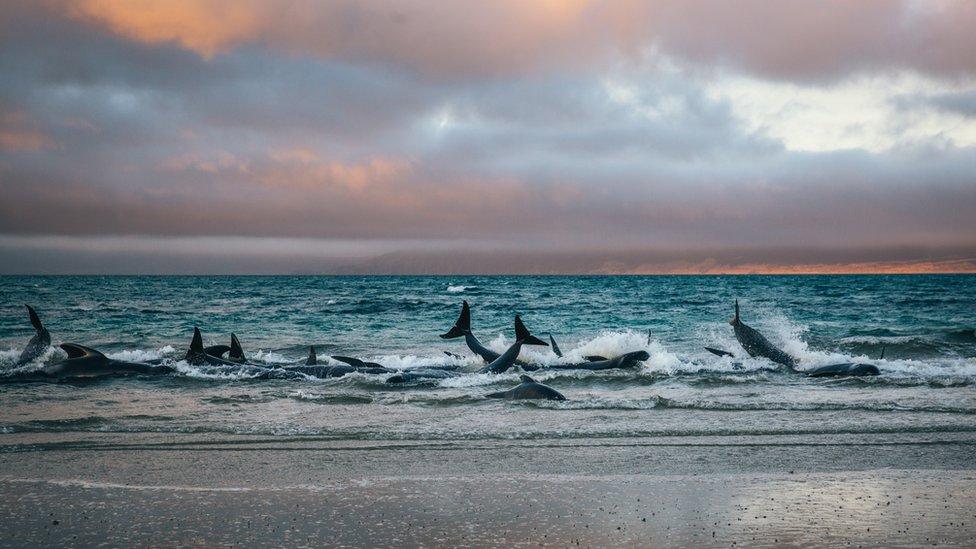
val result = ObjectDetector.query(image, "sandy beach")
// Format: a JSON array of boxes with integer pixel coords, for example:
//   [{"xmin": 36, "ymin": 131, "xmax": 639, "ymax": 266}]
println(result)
[{"xmin": 1, "ymin": 431, "xmax": 974, "ymax": 547}]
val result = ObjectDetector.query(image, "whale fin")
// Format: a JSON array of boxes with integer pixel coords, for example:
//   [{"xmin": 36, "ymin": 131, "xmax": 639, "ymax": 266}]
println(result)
[
  {"xmin": 60, "ymin": 343, "xmax": 104, "ymax": 360},
  {"xmin": 440, "ymin": 300, "xmax": 471, "ymax": 339},
  {"xmin": 584, "ymin": 355, "xmax": 608, "ymax": 362},
  {"xmin": 519, "ymin": 374, "xmax": 535, "ymax": 383},
  {"xmin": 729, "ymin": 299, "xmax": 740, "ymax": 326},
  {"xmin": 332, "ymin": 355, "xmax": 366, "ymax": 368},
  {"xmin": 879, "ymin": 345, "xmax": 886, "ymax": 360},
  {"xmin": 548, "ymin": 334, "xmax": 563, "ymax": 357},
  {"xmin": 229, "ymin": 333, "xmax": 246, "ymax": 362},
  {"xmin": 25, "ymin": 305, "xmax": 44, "ymax": 332},
  {"xmin": 189, "ymin": 327, "xmax": 205, "ymax": 354},
  {"xmin": 306, "ymin": 346, "xmax": 317, "ymax": 365},
  {"xmin": 514, "ymin": 315, "xmax": 547, "ymax": 346},
  {"xmin": 647, "ymin": 329, "xmax": 651, "ymax": 345},
  {"xmin": 705, "ymin": 347, "xmax": 735, "ymax": 358},
  {"xmin": 227, "ymin": 333, "xmax": 247, "ymax": 362}
]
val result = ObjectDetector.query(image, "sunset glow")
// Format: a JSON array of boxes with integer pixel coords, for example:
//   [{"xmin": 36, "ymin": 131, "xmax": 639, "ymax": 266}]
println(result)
[{"xmin": 1, "ymin": 1, "xmax": 974, "ymax": 273}]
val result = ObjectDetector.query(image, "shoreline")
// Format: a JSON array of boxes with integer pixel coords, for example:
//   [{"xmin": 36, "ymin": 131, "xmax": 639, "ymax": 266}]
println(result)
[{"xmin": 2, "ymin": 433, "xmax": 975, "ymax": 546}]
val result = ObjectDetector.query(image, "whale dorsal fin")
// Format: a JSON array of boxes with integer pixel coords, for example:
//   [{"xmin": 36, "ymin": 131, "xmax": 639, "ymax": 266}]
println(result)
[
  {"xmin": 879, "ymin": 345, "xmax": 886, "ymax": 360},
  {"xmin": 729, "ymin": 299, "xmax": 741, "ymax": 326},
  {"xmin": 332, "ymin": 355, "xmax": 365, "ymax": 368},
  {"xmin": 60, "ymin": 343, "xmax": 104, "ymax": 360},
  {"xmin": 26, "ymin": 305, "xmax": 44, "ymax": 332},
  {"xmin": 548, "ymin": 334, "xmax": 563, "ymax": 357},
  {"xmin": 519, "ymin": 374, "xmax": 535, "ymax": 383},
  {"xmin": 229, "ymin": 333, "xmax": 246, "ymax": 362},
  {"xmin": 190, "ymin": 327, "xmax": 204, "ymax": 353},
  {"xmin": 306, "ymin": 346, "xmax": 317, "ymax": 365},
  {"xmin": 514, "ymin": 315, "xmax": 547, "ymax": 346}
]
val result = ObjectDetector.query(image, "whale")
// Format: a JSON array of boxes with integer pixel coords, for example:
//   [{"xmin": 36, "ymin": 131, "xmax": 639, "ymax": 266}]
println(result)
[
  {"xmin": 544, "ymin": 350, "xmax": 650, "ymax": 371},
  {"xmin": 806, "ymin": 362, "xmax": 881, "ymax": 377},
  {"xmin": 184, "ymin": 327, "xmax": 251, "ymax": 366},
  {"xmin": 38, "ymin": 344, "xmax": 173, "ymax": 379},
  {"xmin": 708, "ymin": 307, "xmax": 882, "ymax": 377},
  {"xmin": 388, "ymin": 315, "xmax": 547, "ymax": 383},
  {"xmin": 543, "ymin": 334, "xmax": 647, "ymax": 370},
  {"xmin": 486, "ymin": 374, "xmax": 566, "ymax": 400},
  {"xmin": 729, "ymin": 300, "xmax": 797, "ymax": 368},
  {"xmin": 16, "ymin": 305, "xmax": 50, "ymax": 365},
  {"xmin": 440, "ymin": 301, "xmax": 535, "ymax": 369},
  {"xmin": 478, "ymin": 315, "xmax": 548, "ymax": 374}
]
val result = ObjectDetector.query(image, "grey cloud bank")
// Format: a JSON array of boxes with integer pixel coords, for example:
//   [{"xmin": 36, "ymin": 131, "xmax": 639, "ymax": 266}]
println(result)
[{"xmin": 0, "ymin": 1, "xmax": 974, "ymax": 273}]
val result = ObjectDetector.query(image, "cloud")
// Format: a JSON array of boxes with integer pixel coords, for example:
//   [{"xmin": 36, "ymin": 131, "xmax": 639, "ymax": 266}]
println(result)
[
  {"xmin": 0, "ymin": 111, "xmax": 56, "ymax": 151},
  {"xmin": 61, "ymin": 0, "xmax": 976, "ymax": 81},
  {"xmin": 1, "ymin": 1, "xmax": 974, "ymax": 273}
]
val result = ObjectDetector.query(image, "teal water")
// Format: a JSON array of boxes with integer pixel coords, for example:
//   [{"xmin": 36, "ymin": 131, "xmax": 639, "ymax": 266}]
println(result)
[{"xmin": 1, "ymin": 275, "xmax": 974, "ymax": 441}]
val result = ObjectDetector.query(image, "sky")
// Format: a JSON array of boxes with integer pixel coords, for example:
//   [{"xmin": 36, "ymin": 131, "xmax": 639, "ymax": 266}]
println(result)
[{"xmin": 0, "ymin": 0, "xmax": 974, "ymax": 274}]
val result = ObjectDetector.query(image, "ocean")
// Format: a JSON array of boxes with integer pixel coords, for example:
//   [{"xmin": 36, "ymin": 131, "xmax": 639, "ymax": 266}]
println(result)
[{"xmin": 1, "ymin": 275, "xmax": 974, "ymax": 443}]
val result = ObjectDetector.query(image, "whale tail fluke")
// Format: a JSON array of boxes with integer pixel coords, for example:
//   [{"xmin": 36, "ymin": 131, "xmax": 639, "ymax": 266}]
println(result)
[
  {"xmin": 440, "ymin": 300, "xmax": 471, "ymax": 339},
  {"xmin": 306, "ymin": 346, "xmax": 317, "ymax": 365},
  {"xmin": 229, "ymin": 333, "xmax": 246, "ymax": 362},
  {"xmin": 514, "ymin": 315, "xmax": 547, "ymax": 346},
  {"xmin": 548, "ymin": 334, "xmax": 563, "ymax": 357},
  {"xmin": 25, "ymin": 305, "xmax": 44, "ymax": 332}
]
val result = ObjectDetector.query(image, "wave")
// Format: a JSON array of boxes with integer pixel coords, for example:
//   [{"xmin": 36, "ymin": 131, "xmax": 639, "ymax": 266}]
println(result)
[{"xmin": 446, "ymin": 285, "xmax": 476, "ymax": 293}]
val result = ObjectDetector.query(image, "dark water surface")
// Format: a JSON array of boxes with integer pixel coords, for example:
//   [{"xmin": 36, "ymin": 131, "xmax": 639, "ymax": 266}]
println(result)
[{"xmin": 1, "ymin": 275, "xmax": 973, "ymax": 442}]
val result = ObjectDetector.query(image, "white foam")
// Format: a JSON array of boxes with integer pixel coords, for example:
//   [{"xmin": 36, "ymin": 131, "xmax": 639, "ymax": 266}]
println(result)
[
  {"xmin": 446, "ymin": 285, "xmax": 475, "ymax": 293},
  {"xmin": 107, "ymin": 345, "xmax": 176, "ymax": 363}
]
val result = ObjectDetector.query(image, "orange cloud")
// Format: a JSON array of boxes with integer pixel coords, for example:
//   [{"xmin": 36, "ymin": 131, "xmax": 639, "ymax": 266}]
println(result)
[
  {"xmin": 71, "ymin": 0, "xmax": 271, "ymax": 57},
  {"xmin": 0, "ymin": 112, "xmax": 55, "ymax": 152},
  {"xmin": 61, "ymin": 0, "xmax": 976, "ymax": 80}
]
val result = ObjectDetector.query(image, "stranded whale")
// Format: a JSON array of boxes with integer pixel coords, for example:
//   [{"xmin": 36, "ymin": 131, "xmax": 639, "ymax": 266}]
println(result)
[
  {"xmin": 708, "ymin": 302, "xmax": 881, "ymax": 377},
  {"xmin": 486, "ymin": 374, "xmax": 566, "ymax": 400},
  {"xmin": 440, "ymin": 301, "xmax": 535, "ymax": 368},
  {"xmin": 729, "ymin": 300, "xmax": 797, "ymax": 368},
  {"xmin": 16, "ymin": 305, "xmax": 50, "ymax": 365}
]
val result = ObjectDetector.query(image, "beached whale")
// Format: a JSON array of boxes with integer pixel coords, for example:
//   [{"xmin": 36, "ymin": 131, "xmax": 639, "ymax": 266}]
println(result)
[
  {"xmin": 389, "ymin": 315, "xmax": 548, "ymax": 382},
  {"xmin": 184, "ymin": 328, "xmax": 248, "ymax": 366},
  {"xmin": 729, "ymin": 300, "xmax": 797, "ymax": 368},
  {"xmin": 707, "ymin": 303, "xmax": 881, "ymax": 377},
  {"xmin": 806, "ymin": 362, "xmax": 881, "ymax": 377},
  {"xmin": 486, "ymin": 374, "xmax": 566, "ymax": 400},
  {"xmin": 16, "ymin": 305, "xmax": 50, "ymax": 365},
  {"xmin": 440, "ymin": 301, "xmax": 536, "ymax": 369},
  {"xmin": 479, "ymin": 315, "xmax": 548, "ymax": 374},
  {"xmin": 40, "ymin": 343, "xmax": 173, "ymax": 379},
  {"xmin": 544, "ymin": 350, "xmax": 650, "ymax": 371},
  {"xmin": 543, "ymin": 334, "xmax": 648, "ymax": 370}
]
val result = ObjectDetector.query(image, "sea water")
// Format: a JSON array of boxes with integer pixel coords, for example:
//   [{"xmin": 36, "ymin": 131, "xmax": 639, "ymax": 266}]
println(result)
[{"xmin": 1, "ymin": 275, "xmax": 973, "ymax": 442}]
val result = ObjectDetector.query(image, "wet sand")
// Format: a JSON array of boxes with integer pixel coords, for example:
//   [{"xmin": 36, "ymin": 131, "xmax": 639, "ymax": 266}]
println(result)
[{"xmin": 1, "ymin": 433, "xmax": 975, "ymax": 547}]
